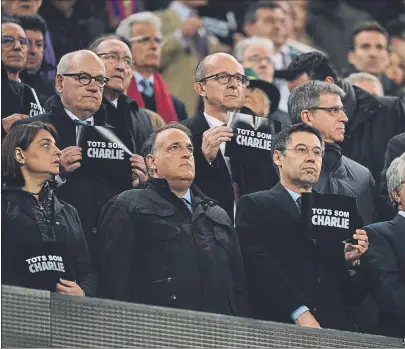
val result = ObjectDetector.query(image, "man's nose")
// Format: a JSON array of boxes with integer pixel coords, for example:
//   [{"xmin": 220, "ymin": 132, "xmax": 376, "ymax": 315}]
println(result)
[{"xmin": 340, "ymin": 110, "xmax": 349, "ymax": 122}]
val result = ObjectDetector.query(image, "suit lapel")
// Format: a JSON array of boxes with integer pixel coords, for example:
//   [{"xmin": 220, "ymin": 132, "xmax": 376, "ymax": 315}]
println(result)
[{"xmin": 269, "ymin": 182, "xmax": 301, "ymax": 220}]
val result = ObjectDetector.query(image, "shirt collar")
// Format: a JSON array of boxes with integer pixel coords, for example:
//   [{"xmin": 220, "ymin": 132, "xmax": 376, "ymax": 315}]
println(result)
[
  {"xmin": 170, "ymin": 1, "xmax": 193, "ymax": 21},
  {"xmin": 204, "ymin": 112, "xmax": 225, "ymax": 129},
  {"xmin": 283, "ymin": 185, "xmax": 301, "ymax": 202},
  {"xmin": 64, "ymin": 108, "xmax": 94, "ymax": 125},
  {"xmin": 180, "ymin": 188, "xmax": 192, "ymax": 203},
  {"xmin": 111, "ymin": 98, "xmax": 118, "ymax": 108},
  {"xmin": 398, "ymin": 210, "xmax": 405, "ymax": 218},
  {"xmin": 134, "ymin": 71, "xmax": 154, "ymax": 86}
]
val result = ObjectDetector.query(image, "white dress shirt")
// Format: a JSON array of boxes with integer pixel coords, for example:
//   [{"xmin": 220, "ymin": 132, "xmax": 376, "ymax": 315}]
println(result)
[{"xmin": 134, "ymin": 71, "xmax": 154, "ymax": 93}]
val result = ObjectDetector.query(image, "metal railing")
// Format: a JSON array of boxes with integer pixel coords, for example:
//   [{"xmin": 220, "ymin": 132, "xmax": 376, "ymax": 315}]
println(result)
[{"xmin": 1, "ymin": 285, "xmax": 403, "ymax": 348}]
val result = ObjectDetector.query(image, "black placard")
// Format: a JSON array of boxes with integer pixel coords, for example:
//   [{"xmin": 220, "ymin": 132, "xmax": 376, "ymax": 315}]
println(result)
[
  {"xmin": 12, "ymin": 242, "xmax": 75, "ymax": 291},
  {"xmin": 225, "ymin": 111, "xmax": 279, "ymax": 160},
  {"xmin": 76, "ymin": 125, "xmax": 132, "ymax": 180}
]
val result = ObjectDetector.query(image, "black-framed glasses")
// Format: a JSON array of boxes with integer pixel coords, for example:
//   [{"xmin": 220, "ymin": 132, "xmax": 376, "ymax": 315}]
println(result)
[
  {"xmin": 308, "ymin": 106, "xmax": 346, "ymax": 116},
  {"xmin": 62, "ymin": 72, "xmax": 110, "ymax": 88},
  {"xmin": 97, "ymin": 52, "xmax": 133, "ymax": 69},
  {"xmin": 283, "ymin": 146, "xmax": 324, "ymax": 158},
  {"xmin": 1, "ymin": 35, "xmax": 28, "ymax": 48},
  {"xmin": 198, "ymin": 72, "xmax": 250, "ymax": 86},
  {"xmin": 246, "ymin": 56, "xmax": 273, "ymax": 65},
  {"xmin": 129, "ymin": 36, "xmax": 164, "ymax": 46}
]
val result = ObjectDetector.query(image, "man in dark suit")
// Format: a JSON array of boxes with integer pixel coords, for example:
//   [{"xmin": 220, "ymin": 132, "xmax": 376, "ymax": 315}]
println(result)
[
  {"xmin": 362, "ymin": 153, "xmax": 405, "ymax": 338},
  {"xmin": 14, "ymin": 49, "xmax": 146, "ymax": 258},
  {"xmin": 183, "ymin": 52, "xmax": 279, "ymax": 221},
  {"xmin": 236, "ymin": 123, "xmax": 369, "ymax": 331}
]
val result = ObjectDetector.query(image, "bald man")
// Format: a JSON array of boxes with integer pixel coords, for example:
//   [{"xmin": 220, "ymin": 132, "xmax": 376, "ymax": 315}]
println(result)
[
  {"xmin": 182, "ymin": 53, "xmax": 279, "ymax": 221},
  {"xmin": 13, "ymin": 49, "xmax": 133, "ymax": 259}
]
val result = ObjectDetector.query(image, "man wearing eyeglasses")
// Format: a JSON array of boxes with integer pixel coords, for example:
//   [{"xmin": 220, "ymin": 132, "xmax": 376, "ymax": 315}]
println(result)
[
  {"xmin": 18, "ymin": 15, "xmax": 55, "ymax": 107},
  {"xmin": 88, "ymin": 34, "xmax": 154, "ymax": 186},
  {"xmin": 183, "ymin": 52, "xmax": 252, "ymax": 221},
  {"xmin": 13, "ymin": 50, "xmax": 114, "ymax": 258},
  {"xmin": 116, "ymin": 12, "xmax": 187, "ymax": 123},
  {"xmin": 236, "ymin": 123, "xmax": 369, "ymax": 332},
  {"xmin": 288, "ymin": 80, "xmax": 376, "ymax": 226},
  {"xmin": 288, "ymin": 80, "xmax": 379, "ymax": 334},
  {"xmin": 1, "ymin": 18, "xmax": 44, "ymax": 135}
]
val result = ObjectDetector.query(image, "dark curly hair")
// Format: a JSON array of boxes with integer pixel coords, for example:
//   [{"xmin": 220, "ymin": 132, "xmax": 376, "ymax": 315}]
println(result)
[{"xmin": 287, "ymin": 52, "xmax": 340, "ymax": 84}]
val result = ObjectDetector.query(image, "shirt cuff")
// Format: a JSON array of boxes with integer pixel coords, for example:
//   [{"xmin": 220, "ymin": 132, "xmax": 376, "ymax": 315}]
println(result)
[
  {"xmin": 174, "ymin": 29, "xmax": 188, "ymax": 48},
  {"xmin": 54, "ymin": 175, "xmax": 66, "ymax": 188},
  {"xmin": 291, "ymin": 305, "xmax": 310, "ymax": 322}
]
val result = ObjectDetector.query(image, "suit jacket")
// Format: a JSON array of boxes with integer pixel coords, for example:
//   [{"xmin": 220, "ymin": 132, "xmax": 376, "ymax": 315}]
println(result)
[
  {"xmin": 235, "ymin": 183, "xmax": 367, "ymax": 331},
  {"xmin": 362, "ymin": 214, "xmax": 405, "ymax": 338},
  {"xmin": 182, "ymin": 112, "xmax": 280, "ymax": 221},
  {"xmin": 156, "ymin": 7, "xmax": 222, "ymax": 116}
]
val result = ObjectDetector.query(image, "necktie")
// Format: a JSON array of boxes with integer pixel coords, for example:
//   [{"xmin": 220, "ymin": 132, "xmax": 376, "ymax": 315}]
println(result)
[
  {"xmin": 73, "ymin": 119, "xmax": 91, "ymax": 126},
  {"xmin": 233, "ymin": 182, "xmax": 240, "ymax": 204},
  {"xmin": 296, "ymin": 196, "xmax": 301, "ymax": 214},
  {"xmin": 140, "ymin": 79, "xmax": 154, "ymax": 97},
  {"xmin": 193, "ymin": 31, "xmax": 208, "ymax": 59},
  {"xmin": 181, "ymin": 198, "xmax": 193, "ymax": 213}
]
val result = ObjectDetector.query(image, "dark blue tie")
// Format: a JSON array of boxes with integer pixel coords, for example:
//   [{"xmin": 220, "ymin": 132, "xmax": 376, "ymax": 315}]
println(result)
[
  {"xmin": 140, "ymin": 79, "xmax": 153, "ymax": 97},
  {"xmin": 296, "ymin": 196, "xmax": 301, "ymax": 213}
]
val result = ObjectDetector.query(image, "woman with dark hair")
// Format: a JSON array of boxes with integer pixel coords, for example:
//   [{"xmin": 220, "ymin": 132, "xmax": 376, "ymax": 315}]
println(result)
[{"xmin": 2, "ymin": 121, "xmax": 96, "ymax": 296}]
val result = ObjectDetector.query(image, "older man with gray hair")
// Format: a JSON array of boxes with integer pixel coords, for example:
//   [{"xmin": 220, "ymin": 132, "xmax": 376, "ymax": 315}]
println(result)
[
  {"xmin": 344, "ymin": 72, "xmax": 384, "ymax": 97},
  {"xmin": 234, "ymin": 36, "xmax": 290, "ymax": 114},
  {"xmin": 13, "ymin": 49, "xmax": 133, "ymax": 259},
  {"xmin": 362, "ymin": 153, "xmax": 405, "ymax": 338},
  {"xmin": 115, "ymin": 11, "xmax": 187, "ymax": 122},
  {"xmin": 288, "ymin": 80, "xmax": 376, "ymax": 226}
]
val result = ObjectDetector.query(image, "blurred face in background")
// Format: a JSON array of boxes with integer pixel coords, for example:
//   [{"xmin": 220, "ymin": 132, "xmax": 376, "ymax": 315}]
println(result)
[
  {"xmin": 2, "ymin": 0, "xmax": 42, "ymax": 16},
  {"xmin": 25, "ymin": 29, "xmax": 44, "ymax": 73},
  {"xmin": 242, "ymin": 44, "xmax": 275, "ymax": 82},
  {"xmin": 130, "ymin": 23, "xmax": 162, "ymax": 73},
  {"xmin": 348, "ymin": 30, "xmax": 390, "ymax": 76},
  {"xmin": 291, "ymin": 0, "xmax": 308, "ymax": 37},
  {"xmin": 245, "ymin": 7, "xmax": 289, "ymax": 50},
  {"xmin": 243, "ymin": 87, "xmax": 270, "ymax": 117},
  {"xmin": 352, "ymin": 79, "xmax": 384, "ymax": 97}
]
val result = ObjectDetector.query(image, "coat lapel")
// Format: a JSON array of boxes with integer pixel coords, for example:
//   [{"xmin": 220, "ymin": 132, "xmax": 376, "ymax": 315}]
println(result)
[{"xmin": 269, "ymin": 182, "xmax": 301, "ymax": 220}]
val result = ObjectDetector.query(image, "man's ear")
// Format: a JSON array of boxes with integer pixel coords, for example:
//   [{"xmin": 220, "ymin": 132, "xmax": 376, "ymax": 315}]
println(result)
[
  {"xmin": 324, "ymin": 76, "xmax": 336, "ymax": 85},
  {"xmin": 301, "ymin": 110, "xmax": 314, "ymax": 125},
  {"xmin": 145, "ymin": 154, "xmax": 157, "ymax": 176},
  {"xmin": 14, "ymin": 147, "xmax": 25, "ymax": 165},
  {"xmin": 194, "ymin": 82, "xmax": 206, "ymax": 98},
  {"xmin": 273, "ymin": 150, "xmax": 283, "ymax": 168},
  {"xmin": 55, "ymin": 74, "xmax": 64, "ymax": 94},
  {"xmin": 347, "ymin": 50, "xmax": 356, "ymax": 67},
  {"xmin": 244, "ymin": 23, "xmax": 253, "ymax": 37},
  {"xmin": 392, "ymin": 189, "xmax": 401, "ymax": 205}
]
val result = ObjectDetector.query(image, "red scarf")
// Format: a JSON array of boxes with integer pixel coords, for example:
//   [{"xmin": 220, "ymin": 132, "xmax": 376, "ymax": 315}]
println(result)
[{"xmin": 127, "ymin": 72, "xmax": 178, "ymax": 123}]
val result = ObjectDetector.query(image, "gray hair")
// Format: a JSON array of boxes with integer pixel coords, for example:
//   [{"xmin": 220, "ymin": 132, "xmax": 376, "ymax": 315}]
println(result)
[
  {"xmin": 344, "ymin": 72, "xmax": 384, "ymax": 96},
  {"xmin": 116, "ymin": 12, "xmax": 161, "ymax": 40},
  {"xmin": 386, "ymin": 153, "xmax": 405, "ymax": 209},
  {"xmin": 288, "ymin": 80, "xmax": 346, "ymax": 124},
  {"xmin": 233, "ymin": 36, "xmax": 274, "ymax": 62}
]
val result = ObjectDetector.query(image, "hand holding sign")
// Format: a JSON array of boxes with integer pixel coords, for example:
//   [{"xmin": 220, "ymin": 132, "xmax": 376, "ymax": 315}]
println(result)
[
  {"xmin": 344, "ymin": 229, "xmax": 369, "ymax": 265},
  {"xmin": 60, "ymin": 146, "xmax": 82, "ymax": 173},
  {"xmin": 130, "ymin": 154, "xmax": 148, "ymax": 187},
  {"xmin": 295, "ymin": 311, "xmax": 321, "ymax": 328},
  {"xmin": 56, "ymin": 278, "xmax": 84, "ymax": 296},
  {"xmin": 202, "ymin": 125, "xmax": 233, "ymax": 162},
  {"xmin": 180, "ymin": 16, "xmax": 203, "ymax": 38}
]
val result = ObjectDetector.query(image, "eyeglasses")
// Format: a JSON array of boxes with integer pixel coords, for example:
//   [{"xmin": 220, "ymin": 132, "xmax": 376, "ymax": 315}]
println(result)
[
  {"xmin": 1, "ymin": 35, "xmax": 28, "ymax": 48},
  {"xmin": 198, "ymin": 72, "xmax": 250, "ymax": 86},
  {"xmin": 97, "ymin": 52, "xmax": 133, "ymax": 69},
  {"xmin": 308, "ymin": 106, "xmax": 346, "ymax": 116},
  {"xmin": 62, "ymin": 72, "xmax": 110, "ymax": 88},
  {"xmin": 283, "ymin": 146, "xmax": 324, "ymax": 158},
  {"xmin": 129, "ymin": 36, "xmax": 164, "ymax": 46},
  {"xmin": 246, "ymin": 56, "xmax": 273, "ymax": 65}
]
